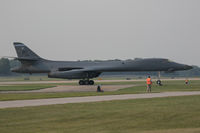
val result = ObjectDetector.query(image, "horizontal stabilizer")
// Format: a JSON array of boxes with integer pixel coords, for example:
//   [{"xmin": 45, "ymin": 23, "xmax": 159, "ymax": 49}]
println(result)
[
  {"xmin": 0, "ymin": 56, "xmax": 38, "ymax": 61},
  {"xmin": 15, "ymin": 57, "xmax": 39, "ymax": 61}
]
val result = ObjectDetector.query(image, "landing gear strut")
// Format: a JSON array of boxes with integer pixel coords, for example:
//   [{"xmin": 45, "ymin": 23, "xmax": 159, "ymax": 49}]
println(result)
[{"xmin": 79, "ymin": 80, "xmax": 94, "ymax": 85}]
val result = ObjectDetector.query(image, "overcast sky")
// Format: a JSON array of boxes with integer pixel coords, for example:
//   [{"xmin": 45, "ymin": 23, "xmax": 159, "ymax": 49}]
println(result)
[{"xmin": 0, "ymin": 0, "xmax": 199, "ymax": 66}]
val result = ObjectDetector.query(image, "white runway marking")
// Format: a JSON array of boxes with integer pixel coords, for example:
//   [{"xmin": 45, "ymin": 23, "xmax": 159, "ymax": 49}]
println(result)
[{"xmin": 1, "ymin": 91, "xmax": 200, "ymax": 109}]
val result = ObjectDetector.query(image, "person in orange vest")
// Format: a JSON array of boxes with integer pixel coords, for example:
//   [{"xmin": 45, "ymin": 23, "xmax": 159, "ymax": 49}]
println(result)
[
  {"xmin": 146, "ymin": 76, "xmax": 152, "ymax": 92},
  {"xmin": 185, "ymin": 79, "xmax": 189, "ymax": 85}
]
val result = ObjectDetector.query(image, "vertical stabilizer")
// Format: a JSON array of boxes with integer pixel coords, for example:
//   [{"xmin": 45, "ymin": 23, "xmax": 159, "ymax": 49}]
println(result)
[{"xmin": 13, "ymin": 42, "xmax": 41, "ymax": 60}]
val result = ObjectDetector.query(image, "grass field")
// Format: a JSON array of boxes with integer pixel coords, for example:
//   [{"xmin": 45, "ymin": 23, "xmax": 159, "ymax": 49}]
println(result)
[
  {"xmin": 0, "ymin": 80, "xmax": 200, "ymax": 101},
  {"xmin": 0, "ymin": 84, "xmax": 56, "ymax": 91},
  {"xmin": 121, "ymin": 80, "xmax": 200, "ymax": 93},
  {"xmin": 1, "ymin": 95, "xmax": 200, "ymax": 133},
  {"xmin": 0, "ymin": 76, "xmax": 63, "ymax": 81}
]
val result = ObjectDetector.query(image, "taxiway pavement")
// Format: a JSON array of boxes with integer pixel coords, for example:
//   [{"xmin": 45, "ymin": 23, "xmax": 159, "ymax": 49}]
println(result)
[{"xmin": 1, "ymin": 91, "xmax": 200, "ymax": 109}]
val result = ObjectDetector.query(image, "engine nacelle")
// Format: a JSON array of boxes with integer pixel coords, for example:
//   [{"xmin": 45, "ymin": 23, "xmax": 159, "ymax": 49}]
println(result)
[{"xmin": 48, "ymin": 70, "xmax": 101, "ymax": 79}]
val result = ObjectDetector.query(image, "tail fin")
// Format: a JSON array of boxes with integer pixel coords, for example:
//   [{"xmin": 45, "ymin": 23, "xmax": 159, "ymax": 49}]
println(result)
[{"xmin": 13, "ymin": 42, "xmax": 41, "ymax": 60}]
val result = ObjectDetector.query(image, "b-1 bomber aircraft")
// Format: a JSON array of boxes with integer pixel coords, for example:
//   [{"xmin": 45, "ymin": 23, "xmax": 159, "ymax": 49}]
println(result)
[{"xmin": 11, "ymin": 42, "xmax": 192, "ymax": 85}]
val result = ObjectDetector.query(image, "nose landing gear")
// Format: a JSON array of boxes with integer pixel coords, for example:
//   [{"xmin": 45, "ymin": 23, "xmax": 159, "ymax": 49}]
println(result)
[{"xmin": 79, "ymin": 80, "xmax": 94, "ymax": 85}]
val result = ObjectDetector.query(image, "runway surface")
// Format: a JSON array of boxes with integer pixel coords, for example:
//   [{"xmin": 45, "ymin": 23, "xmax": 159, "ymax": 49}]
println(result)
[
  {"xmin": 1, "ymin": 91, "xmax": 200, "ymax": 109},
  {"xmin": 0, "ymin": 85, "xmax": 135, "ymax": 93}
]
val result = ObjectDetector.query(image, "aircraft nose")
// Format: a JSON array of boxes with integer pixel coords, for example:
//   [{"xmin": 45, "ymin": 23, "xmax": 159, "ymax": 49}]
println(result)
[{"xmin": 183, "ymin": 65, "xmax": 193, "ymax": 70}]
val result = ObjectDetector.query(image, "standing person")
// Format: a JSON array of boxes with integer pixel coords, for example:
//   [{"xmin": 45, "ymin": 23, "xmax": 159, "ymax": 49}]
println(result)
[
  {"xmin": 185, "ymin": 79, "xmax": 189, "ymax": 85},
  {"xmin": 146, "ymin": 76, "xmax": 152, "ymax": 92}
]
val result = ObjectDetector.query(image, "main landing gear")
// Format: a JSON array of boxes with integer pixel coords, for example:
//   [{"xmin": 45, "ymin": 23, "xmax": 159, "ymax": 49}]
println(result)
[{"xmin": 79, "ymin": 80, "xmax": 94, "ymax": 85}]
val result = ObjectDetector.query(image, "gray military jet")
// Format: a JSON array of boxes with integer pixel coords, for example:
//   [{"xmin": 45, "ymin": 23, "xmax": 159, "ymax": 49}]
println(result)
[{"xmin": 11, "ymin": 42, "xmax": 192, "ymax": 85}]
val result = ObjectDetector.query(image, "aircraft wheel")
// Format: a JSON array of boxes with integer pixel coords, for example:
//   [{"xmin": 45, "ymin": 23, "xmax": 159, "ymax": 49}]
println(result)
[
  {"xmin": 79, "ymin": 80, "xmax": 85, "ymax": 85},
  {"xmin": 84, "ymin": 80, "xmax": 89, "ymax": 85},
  {"xmin": 89, "ymin": 80, "xmax": 94, "ymax": 85}
]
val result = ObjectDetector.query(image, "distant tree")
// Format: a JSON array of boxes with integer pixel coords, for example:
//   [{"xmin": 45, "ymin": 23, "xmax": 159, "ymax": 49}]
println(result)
[
  {"xmin": 0, "ymin": 58, "xmax": 11, "ymax": 75},
  {"xmin": 179, "ymin": 66, "xmax": 200, "ymax": 77},
  {"xmin": 9, "ymin": 59, "xmax": 21, "ymax": 69}
]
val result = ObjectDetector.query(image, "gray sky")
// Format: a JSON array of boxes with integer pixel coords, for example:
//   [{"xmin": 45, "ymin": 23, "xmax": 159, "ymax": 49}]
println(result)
[{"xmin": 0, "ymin": 0, "xmax": 200, "ymax": 66}]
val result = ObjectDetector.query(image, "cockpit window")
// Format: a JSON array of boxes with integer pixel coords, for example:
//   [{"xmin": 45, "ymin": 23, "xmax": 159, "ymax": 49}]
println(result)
[
  {"xmin": 167, "ymin": 59, "xmax": 174, "ymax": 62},
  {"xmin": 162, "ymin": 59, "xmax": 173, "ymax": 63}
]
